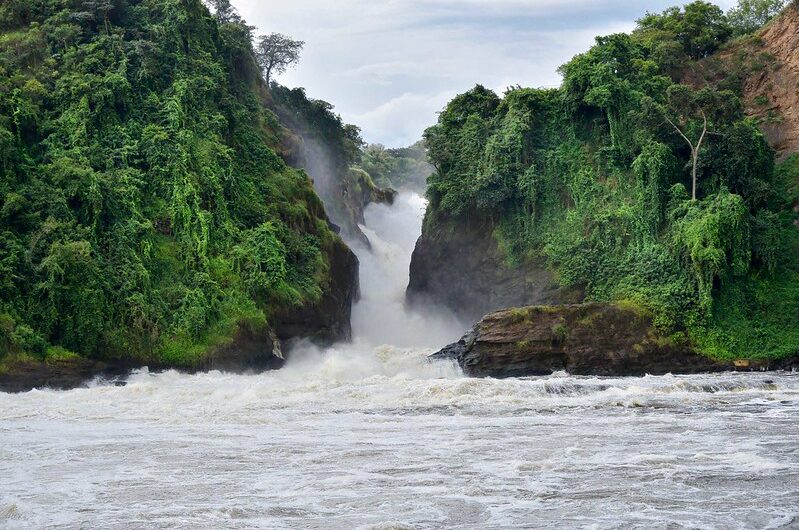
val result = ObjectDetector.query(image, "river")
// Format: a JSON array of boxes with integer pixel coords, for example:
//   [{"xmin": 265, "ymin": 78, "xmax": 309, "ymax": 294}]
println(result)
[{"xmin": 2, "ymin": 193, "xmax": 799, "ymax": 529}]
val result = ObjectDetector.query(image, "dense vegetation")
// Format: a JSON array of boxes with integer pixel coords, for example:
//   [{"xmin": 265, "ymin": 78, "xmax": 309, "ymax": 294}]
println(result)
[
  {"xmin": 425, "ymin": 0, "xmax": 799, "ymax": 361},
  {"xmin": 0, "ymin": 0, "xmax": 347, "ymax": 366},
  {"xmin": 269, "ymin": 83, "xmax": 368, "ymax": 236},
  {"xmin": 358, "ymin": 141, "xmax": 433, "ymax": 191},
  {"xmin": 270, "ymin": 84, "xmax": 430, "ymax": 235}
]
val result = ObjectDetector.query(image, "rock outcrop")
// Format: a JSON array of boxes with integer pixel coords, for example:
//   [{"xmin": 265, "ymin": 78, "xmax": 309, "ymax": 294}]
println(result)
[
  {"xmin": 688, "ymin": 4, "xmax": 799, "ymax": 161},
  {"xmin": 0, "ymin": 357, "xmax": 130, "ymax": 394},
  {"xmin": 741, "ymin": 4, "xmax": 799, "ymax": 160},
  {"xmin": 204, "ymin": 323, "xmax": 285, "ymax": 373},
  {"xmin": 431, "ymin": 303, "xmax": 782, "ymax": 378},
  {"xmin": 333, "ymin": 168, "xmax": 397, "ymax": 246},
  {"xmin": 274, "ymin": 236, "xmax": 360, "ymax": 343},
  {"xmin": 407, "ymin": 215, "xmax": 581, "ymax": 323}
]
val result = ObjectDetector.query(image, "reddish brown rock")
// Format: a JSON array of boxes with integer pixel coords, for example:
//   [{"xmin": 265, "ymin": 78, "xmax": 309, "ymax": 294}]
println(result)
[{"xmin": 433, "ymin": 303, "xmax": 756, "ymax": 378}]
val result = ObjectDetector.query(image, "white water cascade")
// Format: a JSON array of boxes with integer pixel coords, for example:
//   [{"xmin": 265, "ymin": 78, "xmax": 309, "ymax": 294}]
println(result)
[
  {"xmin": 281, "ymin": 191, "xmax": 465, "ymax": 377},
  {"xmin": 2, "ymin": 193, "xmax": 799, "ymax": 529}
]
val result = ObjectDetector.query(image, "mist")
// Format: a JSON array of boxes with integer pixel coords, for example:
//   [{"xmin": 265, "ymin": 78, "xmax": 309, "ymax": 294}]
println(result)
[
  {"xmin": 283, "ymin": 191, "xmax": 465, "ymax": 374},
  {"xmin": 350, "ymin": 192, "xmax": 465, "ymax": 348}
]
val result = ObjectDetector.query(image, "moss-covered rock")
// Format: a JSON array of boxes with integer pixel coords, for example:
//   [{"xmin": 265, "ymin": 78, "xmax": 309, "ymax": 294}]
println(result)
[{"xmin": 433, "ymin": 302, "xmax": 798, "ymax": 378}]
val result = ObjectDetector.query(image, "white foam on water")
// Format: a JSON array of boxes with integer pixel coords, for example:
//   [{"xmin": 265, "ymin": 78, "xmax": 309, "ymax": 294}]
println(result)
[{"xmin": 2, "ymin": 192, "xmax": 799, "ymax": 528}]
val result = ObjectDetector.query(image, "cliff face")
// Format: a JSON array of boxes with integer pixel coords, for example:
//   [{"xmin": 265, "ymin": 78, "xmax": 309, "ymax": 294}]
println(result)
[
  {"xmin": 688, "ymin": 4, "xmax": 799, "ymax": 160},
  {"xmin": 432, "ymin": 303, "xmax": 796, "ymax": 378},
  {"xmin": 270, "ymin": 86, "xmax": 397, "ymax": 244},
  {"xmin": 273, "ymin": 236, "xmax": 359, "ymax": 343},
  {"xmin": 741, "ymin": 5, "xmax": 799, "ymax": 160},
  {"xmin": 0, "ymin": 0, "xmax": 363, "ymax": 388},
  {"xmin": 407, "ymin": 215, "xmax": 582, "ymax": 323}
]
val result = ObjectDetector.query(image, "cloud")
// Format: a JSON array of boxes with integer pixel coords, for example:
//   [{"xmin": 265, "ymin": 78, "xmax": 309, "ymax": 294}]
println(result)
[
  {"xmin": 345, "ymin": 90, "xmax": 457, "ymax": 147},
  {"xmin": 234, "ymin": 0, "xmax": 739, "ymax": 147}
]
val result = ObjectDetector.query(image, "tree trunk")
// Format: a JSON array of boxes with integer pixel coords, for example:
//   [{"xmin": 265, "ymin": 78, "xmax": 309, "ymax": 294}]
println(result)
[
  {"xmin": 666, "ymin": 111, "xmax": 707, "ymax": 202},
  {"xmin": 692, "ymin": 147, "xmax": 699, "ymax": 201}
]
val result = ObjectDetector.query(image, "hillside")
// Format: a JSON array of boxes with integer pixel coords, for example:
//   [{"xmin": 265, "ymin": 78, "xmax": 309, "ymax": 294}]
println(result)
[
  {"xmin": 687, "ymin": 3, "xmax": 799, "ymax": 160},
  {"xmin": 269, "ymin": 84, "xmax": 397, "ymax": 245},
  {"xmin": 742, "ymin": 4, "xmax": 799, "ymax": 158},
  {"xmin": 0, "ymin": 0, "xmax": 359, "ymax": 373},
  {"xmin": 409, "ymin": 1, "xmax": 799, "ymax": 362}
]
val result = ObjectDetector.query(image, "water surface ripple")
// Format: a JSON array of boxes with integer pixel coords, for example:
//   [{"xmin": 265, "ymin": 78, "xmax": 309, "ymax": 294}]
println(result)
[
  {"xmin": 3, "ymin": 193, "xmax": 798, "ymax": 529},
  {"xmin": 2, "ymin": 364, "xmax": 799, "ymax": 529}
]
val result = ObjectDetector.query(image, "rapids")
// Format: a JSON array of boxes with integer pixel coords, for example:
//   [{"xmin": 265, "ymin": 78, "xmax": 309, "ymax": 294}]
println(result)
[{"xmin": 2, "ymin": 193, "xmax": 799, "ymax": 529}]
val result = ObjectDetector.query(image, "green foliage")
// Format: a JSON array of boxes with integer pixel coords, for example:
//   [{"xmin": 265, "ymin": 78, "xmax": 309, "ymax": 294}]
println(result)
[
  {"xmin": 44, "ymin": 345, "xmax": 79, "ymax": 362},
  {"xmin": 269, "ymin": 83, "xmax": 366, "ymax": 233},
  {"xmin": 425, "ymin": 5, "xmax": 799, "ymax": 361},
  {"xmin": 699, "ymin": 220, "xmax": 799, "ymax": 360},
  {"xmin": 637, "ymin": 1, "xmax": 732, "ymax": 60},
  {"xmin": 671, "ymin": 191, "xmax": 751, "ymax": 310},
  {"xmin": 728, "ymin": 0, "xmax": 786, "ymax": 35},
  {"xmin": 0, "ymin": 0, "xmax": 338, "ymax": 366},
  {"xmin": 358, "ymin": 141, "xmax": 432, "ymax": 191}
]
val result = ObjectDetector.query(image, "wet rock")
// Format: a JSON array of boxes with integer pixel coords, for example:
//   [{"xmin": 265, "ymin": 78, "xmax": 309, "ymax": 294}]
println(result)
[
  {"xmin": 434, "ymin": 303, "xmax": 743, "ymax": 378},
  {"xmin": 273, "ymin": 236, "xmax": 360, "ymax": 344},
  {"xmin": 0, "ymin": 357, "xmax": 132, "ymax": 394},
  {"xmin": 407, "ymin": 214, "xmax": 581, "ymax": 323},
  {"xmin": 429, "ymin": 327, "xmax": 478, "ymax": 362},
  {"xmin": 204, "ymin": 323, "xmax": 285, "ymax": 373}
]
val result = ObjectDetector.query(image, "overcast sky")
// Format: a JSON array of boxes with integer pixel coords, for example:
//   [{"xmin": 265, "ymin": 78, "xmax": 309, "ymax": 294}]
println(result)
[{"xmin": 234, "ymin": 0, "xmax": 737, "ymax": 147}]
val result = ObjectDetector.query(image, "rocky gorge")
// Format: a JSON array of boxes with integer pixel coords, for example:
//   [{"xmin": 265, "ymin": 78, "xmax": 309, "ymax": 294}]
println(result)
[{"xmin": 406, "ymin": 214, "xmax": 582, "ymax": 323}]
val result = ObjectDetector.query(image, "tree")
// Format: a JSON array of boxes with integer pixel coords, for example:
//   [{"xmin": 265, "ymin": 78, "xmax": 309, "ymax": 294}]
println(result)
[
  {"xmin": 728, "ymin": 0, "xmax": 785, "ymax": 35},
  {"xmin": 255, "ymin": 33, "xmax": 304, "ymax": 84},
  {"xmin": 658, "ymin": 85, "xmax": 740, "ymax": 200},
  {"xmin": 81, "ymin": 0, "xmax": 113, "ymax": 34},
  {"xmin": 637, "ymin": 1, "xmax": 732, "ymax": 59},
  {"xmin": 667, "ymin": 107, "xmax": 707, "ymax": 202},
  {"xmin": 203, "ymin": 0, "xmax": 241, "ymax": 24}
]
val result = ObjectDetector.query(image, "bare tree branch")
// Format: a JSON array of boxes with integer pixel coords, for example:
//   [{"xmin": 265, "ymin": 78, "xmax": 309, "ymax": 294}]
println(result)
[{"xmin": 665, "ymin": 109, "xmax": 709, "ymax": 201}]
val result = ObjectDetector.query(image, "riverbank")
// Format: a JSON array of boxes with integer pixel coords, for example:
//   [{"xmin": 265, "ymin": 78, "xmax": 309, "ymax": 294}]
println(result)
[{"xmin": 433, "ymin": 303, "xmax": 799, "ymax": 378}]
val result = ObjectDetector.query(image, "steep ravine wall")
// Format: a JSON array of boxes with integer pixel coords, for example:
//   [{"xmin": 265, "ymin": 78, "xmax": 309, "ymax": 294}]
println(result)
[{"xmin": 407, "ymin": 214, "xmax": 582, "ymax": 323}]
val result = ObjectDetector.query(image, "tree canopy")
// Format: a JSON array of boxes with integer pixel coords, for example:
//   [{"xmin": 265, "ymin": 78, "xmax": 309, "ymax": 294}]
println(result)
[
  {"xmin": 728, "ymin": 0, "xmax": 786, "ymax": 35},
  {"xmin": 637, "ymin": 1, "xmax": 732, "ymax": 59},
  {"xmin": 423, "ymin": 1, "xmax": 799, "ymax": 361},
  {"xmin": 255, "ymin": 33, "xmax": 304, "ymax": 84}
]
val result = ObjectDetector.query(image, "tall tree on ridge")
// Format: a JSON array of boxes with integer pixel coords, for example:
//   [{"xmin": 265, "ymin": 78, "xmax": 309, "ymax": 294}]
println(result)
[{"xmin": 255, "ymin": 33, "xmax": 304, "ymax": 85}]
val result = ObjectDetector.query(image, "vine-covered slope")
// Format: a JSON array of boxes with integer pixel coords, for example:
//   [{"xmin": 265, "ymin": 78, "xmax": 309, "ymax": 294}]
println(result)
[
  {"xmin": 416, "ymin": 1, "xmax": 799, "ymax": 361},
  {"xmin": 0, "ymin": 0, "xmax": 357, "ymax": 368}
]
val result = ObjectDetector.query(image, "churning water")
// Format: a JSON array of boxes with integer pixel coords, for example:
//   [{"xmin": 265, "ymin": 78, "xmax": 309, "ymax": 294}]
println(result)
[{"xmin": 2, "ymin": 194, "xmax": 799, "ymax": 529}]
